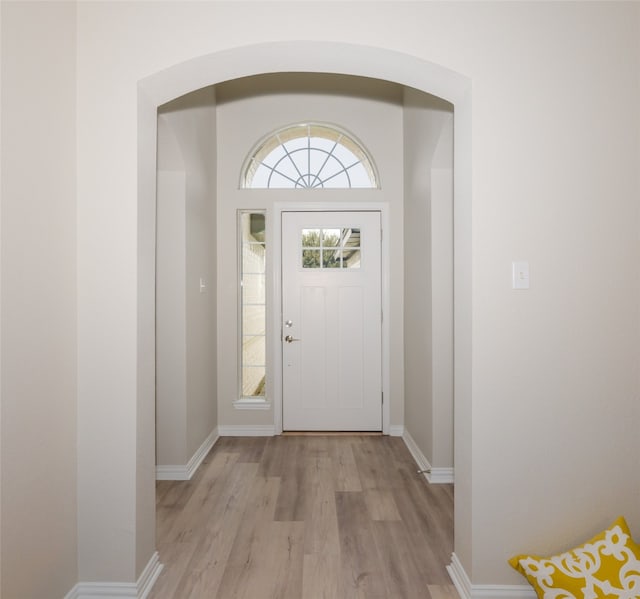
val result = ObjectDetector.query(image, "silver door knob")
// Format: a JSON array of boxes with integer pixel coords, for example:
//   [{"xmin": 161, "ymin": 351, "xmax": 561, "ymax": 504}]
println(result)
[{"xmin": 284, "ymin": 335, "xmax": 300, "ymax": 343}]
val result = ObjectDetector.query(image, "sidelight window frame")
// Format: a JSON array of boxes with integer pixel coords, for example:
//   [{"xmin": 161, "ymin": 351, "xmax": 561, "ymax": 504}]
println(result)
[{"xmin": 236, "ymin": 209, "xmax": 269, "ymax": 409}]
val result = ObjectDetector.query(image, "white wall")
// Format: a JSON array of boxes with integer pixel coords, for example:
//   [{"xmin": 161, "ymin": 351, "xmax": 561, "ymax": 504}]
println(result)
[
  {"xmin": 430, "ymin": 141, "xmax": 454, "ymax": 468},
  {"xmin": 0, "ymin": 0, "xmax": 630, "ymax": 591},
  {"xmin": 464, "ymin": 4, "xmax": 640, "ymax": 581},
  {"xmin": 0, "ymin": 2, "xmax": 77, "ymax": 597},
  {"xmin": 403, "ymin": 91, "xmax": 434, "ymax": 458},
  {"xmin": 215, "ymin": 74, "xmax": 405, "ymax": 429},
  {"xmin": 156, "ymin": 88, "xmax": 217, "ymax": 468},
  {"xmin": 156, "ymin": 169, "xmax": 187, "ymax": 464},
  {"xmin": 402, "ymin": 89, "xmax": 454, "ymax": 470}
]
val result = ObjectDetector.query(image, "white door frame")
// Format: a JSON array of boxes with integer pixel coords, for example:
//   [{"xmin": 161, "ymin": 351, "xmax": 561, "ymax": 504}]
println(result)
[{"xmin": 272, "ymin": 201, "xmax": 390, "ymax": 435}]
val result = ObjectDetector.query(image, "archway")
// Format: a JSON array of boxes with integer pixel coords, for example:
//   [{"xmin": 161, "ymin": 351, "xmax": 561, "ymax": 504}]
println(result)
[{"xmin": 138, "ymin": 40, "xmax": 472, "ymax": 578}]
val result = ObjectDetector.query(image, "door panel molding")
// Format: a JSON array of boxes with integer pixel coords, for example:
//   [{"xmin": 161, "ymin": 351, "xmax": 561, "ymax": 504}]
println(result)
[
  {"xmin": 282, "ymin": 211, "xmax": 382, "ymax": 431},
  {"xmin": 272, "ymin": 202, "xmax": 390, "ymax": 434}
]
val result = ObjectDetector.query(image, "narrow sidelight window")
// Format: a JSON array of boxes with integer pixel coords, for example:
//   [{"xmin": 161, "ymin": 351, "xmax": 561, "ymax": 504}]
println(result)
[{"xmin": 238, "ymin": 211, "xmax": 266, "ymax": 399}]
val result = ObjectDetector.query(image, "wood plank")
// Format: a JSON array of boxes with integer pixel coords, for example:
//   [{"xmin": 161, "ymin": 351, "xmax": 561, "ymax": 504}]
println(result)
[
  {"xmin": 363, "ymin": 489, "xmax": 402, "ymax": 521},
  {"xmin": 148, "ymin": 540, "xmax": 198, "ymax": 599},
  {"xmin": 257, "ymin": 435, "xmax": 289, "ymax": 478},
  {"xmin": 281, "ymin": 431, "xmax": 382, "ymax": 436},
  {"xmin": 352, "ymin": 435, "xmax": 403, "ymax": 491},
  {"xmin": 302, "ymin": 552, "xmax": 341, "ymax": 599},
  {"xmin": 216, "ymin": 520, "xmax": 304, "ymax": 599},
  {"xmin": 274, "ymin": 437, "xmax": 312, "ymax": 522},
  {"xmin": 213, "ymin": 475, "xmax": 281, "ymax": 597},
  {"xmin": 148, "ymin": 435, "xmax": 456, "ymax": 599},
  {"xmin": 391, "ymin": 470, "xmax": 453, "ymax": 584},
  {"xmin": 303, "ymin": 434, "xmax": 331, "ymax": 458},
  {"xmin": 428, "ymin": 584, "xmax": 460, "ymax": 599},
  {"xmin": 303, "ymin": 456, "xmax": 340, "ymax": 556},
  {"xmin": 335, "ymin": 491, "xmax": 388, "ymax": 598},
  {"xmin": 395, "ymin": 465, "xmax": 454, "ymax": 548},
  {"xmin": 172, "ymin": 462, "xmax": 259, "ymax": 598},
  {"xmin": 331, "ymin": 438, "xmax": 362, "ymax": 492},
  {"xmin": 217, "ymin": 435, "xmax": 268, "ymax": 463},
  {"xmin": 162, "ymin": 451, "xmax": 242, "ymax": 544},
  {"xmin": 372, "ymin": 520, "xmax": 433, "ymax": 599}
]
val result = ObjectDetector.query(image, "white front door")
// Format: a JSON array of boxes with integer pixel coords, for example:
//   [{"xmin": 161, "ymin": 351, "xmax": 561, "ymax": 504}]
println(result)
[{"xmin": 281, "ymin": 211, "xmax": 382, "ymax": 431}]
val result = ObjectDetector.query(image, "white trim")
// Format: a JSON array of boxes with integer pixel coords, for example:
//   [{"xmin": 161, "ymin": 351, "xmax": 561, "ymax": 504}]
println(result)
[
  {"xmin": 155, "ymin": 428, "xmax": 219, "ymax": 481},
  {"xmin": 271, "ymin": 202, "xmax": 283, "ymax": 435},
  {"xmin": 138, "ymin": 42, "xmax": 472, "ymax": 597},
  {"xmin": 218, "ymin": 424, "xmax": 275, "ymax": 436},
  {"xmin": 380, "ymin": 206, "xmax": 391, "ymax": 436},
  {"xmin": 64, "ymin": 552, "xmax": 163, "ymax": 599},
  {"xmin": 388, "ymin": 425, "xmax": 404, "ymax": 436},
  {"xmin": 273, "ymin": 202, "xmax": 391, "ymax": 435},
  {"xmin": 402, "ymin": 429, "xmax": 454, "ymax": 484},
  {"xmin": 447, "ymin": 553, "xmax": 535, "ymax": 599},
  {"xmin": 137, "ymin": 553, "xmax": 163, "ymax": 599},
  {"xmin": 64, "ymin": 586, "xmax": 80, "ymax": 599},
  {"xmin": 139, "ymin": 42, "xmax": 471, "ymax": 109},
  {"xmin": 429, "ymin": 467, "xmax": 454, "ymax": 484},
  {"xmin": 233, "ymin": 398, "xmax": 272, "ymax": 410},
  {"xmin": 402, "ymin": 428, "xmax": 431, "ymax": 474},
  {"xmin": 447, "ymin": 554, "xmax": 471, "ymax": 599}
]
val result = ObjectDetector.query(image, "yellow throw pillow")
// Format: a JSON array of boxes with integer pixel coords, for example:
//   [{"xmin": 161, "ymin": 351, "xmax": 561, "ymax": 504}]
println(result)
[{"xmin": 509, "ymin": 516, "xmax": 640, "ymax": 598}]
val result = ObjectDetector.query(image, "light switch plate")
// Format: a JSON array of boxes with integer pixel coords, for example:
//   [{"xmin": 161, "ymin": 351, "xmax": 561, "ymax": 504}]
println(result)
[{"xmin": 512, "ymin": 261, "xmax": 529, "ymax": 289}]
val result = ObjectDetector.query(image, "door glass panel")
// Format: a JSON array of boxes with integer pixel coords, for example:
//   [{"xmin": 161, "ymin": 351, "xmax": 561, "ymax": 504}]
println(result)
[
  {"xmin": 344, "ymin": 227, "xmax": 360, "ymax": 246},
  {"xmin": 242, "ymin": 335, "xmax": 265, "ymax": 365},
  {"xmin": 343, "ymin": 249, "xmax": 361, "ymax": 269},
  {"xmin": 302, "ymin": 229, "xmax": 320, "ymax": 247},
  {"xmin": 242, "ymin": 243, "xmax": 265, "ymax": 273},
  {"xmin": 242, "ymin": 366, "xmax": 266, "ymax": 397},
  {"xmin": 239, "ymin": 210, "xmax": 266, "ymax": 399},
  {"xmin": 302, "ymin": 249, "xmax": 321, "ymax": 268},
  {"xmin": 322, "ymin": 248, "xmax": 340, "ymax": 268},
  {"xmin": 242, "ymin": 305, "xmax": 266, "ymax": 335},
  {"xmin": 242, "ymin": 274, "xmax": 265, "ymax": 304},
  {"xmin": 322, "ymin": 229, "xmax": 340, "ymax": 247},
  {"xmin": 301, "ymin": 226, "xmax": 361, "ymax": 269}
]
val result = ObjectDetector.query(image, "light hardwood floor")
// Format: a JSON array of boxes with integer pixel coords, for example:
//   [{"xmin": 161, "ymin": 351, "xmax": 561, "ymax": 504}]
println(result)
[{"xmin": 150, "ymin": 435, "xmax": 457, "ymax": 599}]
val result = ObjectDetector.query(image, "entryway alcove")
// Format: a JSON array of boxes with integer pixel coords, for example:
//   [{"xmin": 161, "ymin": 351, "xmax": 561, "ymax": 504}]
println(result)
[{"xmin": 138, "ymin": 41, "xmax": 472, "ymax": 581}]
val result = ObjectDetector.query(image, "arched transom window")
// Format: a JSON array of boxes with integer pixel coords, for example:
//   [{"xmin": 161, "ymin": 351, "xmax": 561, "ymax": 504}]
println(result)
[{"xmin": 242, "ymin": 123, "xmax": 378, "ymax": 189}]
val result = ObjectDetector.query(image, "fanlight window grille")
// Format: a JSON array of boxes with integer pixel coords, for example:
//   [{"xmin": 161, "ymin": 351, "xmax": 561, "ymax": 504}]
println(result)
[{"xmin": 242, "ymin": 123, "xmax": 378, "ymax": 189}]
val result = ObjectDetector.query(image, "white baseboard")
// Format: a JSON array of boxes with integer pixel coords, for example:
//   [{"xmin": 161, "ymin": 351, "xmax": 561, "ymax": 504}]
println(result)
[
  {"xmin": 429, "ymin": 466, "xmax": 455, "ymax": 483},
  {"xmin": 156, "ymin": 427, "xmax": 219, "ymax": 481},
  {"xmin": 401, "ymin": 429, "xmax": 454, "ymax": 484},
  {"xmin": 64, "ymin": 552, "xmax": 163, "ymax": 599},
  {"xmin": 388, "ymin": 424, "xmax": 404, "ymax": 436},
  {"xmin": 447, "ymin": 553, "xmax": 470, "ymax": 599},
  {"xmin": 447, "ymin": 553, "xmax": 535, "ymax": 599},
  {"xmin": 402, "ymin": 428, "xmax": 431, "ymax": 474},
  {"xmin": 218, "ymin": 424, "xmax": 275, "ymax": 436},
  {"xmin": 64, "ymin": 586, "xmax": 80, "ymax": 599},
  {"xmin": 137, "ymin": 553, "xmax": 163, "ymax": 599}
]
